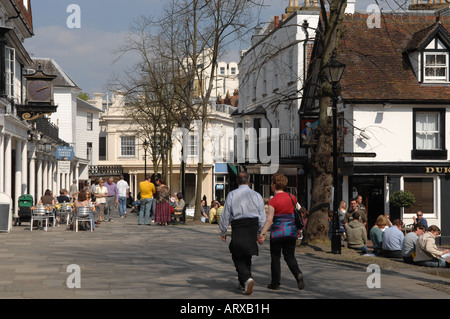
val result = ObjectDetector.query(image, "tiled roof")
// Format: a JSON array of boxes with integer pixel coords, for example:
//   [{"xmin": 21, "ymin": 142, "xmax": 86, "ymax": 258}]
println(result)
[{"xmin": 338, "ymin": 12, "xmax": 450, "ymax": 102}]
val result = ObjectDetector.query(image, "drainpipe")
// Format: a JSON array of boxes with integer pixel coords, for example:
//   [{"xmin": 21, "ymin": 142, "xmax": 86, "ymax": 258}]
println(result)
[{"xmin": 301, "ymin": 20, "xmax": 309, "ymax": 84}]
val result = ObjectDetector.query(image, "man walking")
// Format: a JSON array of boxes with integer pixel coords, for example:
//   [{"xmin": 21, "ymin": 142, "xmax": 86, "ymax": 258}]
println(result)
[
  {"xmin": 219, "ymin": 171, "xmax": 266, "ymax": 295},
  {"xmin": 139, "ymin": 176, "xmax": 156, "ymax": 225},
  {"xmin": 104, "ymin": 176, "xmax": 119, "ymax": 222},
  {"xmin": 117, "ymin": 175, "xmax": 130, "ymax": 218}
]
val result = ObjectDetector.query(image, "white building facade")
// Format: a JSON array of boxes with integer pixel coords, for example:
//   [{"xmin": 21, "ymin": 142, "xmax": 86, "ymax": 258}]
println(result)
[{"xmin": 235, "ymin": 2, "xmax": 320, "ymax": 205}]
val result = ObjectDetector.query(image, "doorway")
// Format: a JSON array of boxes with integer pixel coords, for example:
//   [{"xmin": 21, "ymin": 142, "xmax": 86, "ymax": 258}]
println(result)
[{"xmin": 350, "ymin": 176, "xmax": 385, "ymax": 232}]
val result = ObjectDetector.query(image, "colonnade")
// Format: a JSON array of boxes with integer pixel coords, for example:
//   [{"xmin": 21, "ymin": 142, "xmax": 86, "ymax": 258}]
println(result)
[{"xmin": 0, "ymin": 133, "xmax": 79, "ymax": 216}]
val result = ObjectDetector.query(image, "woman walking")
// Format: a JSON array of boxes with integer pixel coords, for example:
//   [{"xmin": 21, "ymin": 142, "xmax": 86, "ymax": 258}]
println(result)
[
  {"xmin": 94, "ymin": 178, "xmax": 108, "ymax": 223},
  {"xmin": 155, "ymin": 178, "xmax": 171, "ymax": 226},
  {"xmin": 258, "ymin": 173, "xmax": 305, "ymax": 291}
]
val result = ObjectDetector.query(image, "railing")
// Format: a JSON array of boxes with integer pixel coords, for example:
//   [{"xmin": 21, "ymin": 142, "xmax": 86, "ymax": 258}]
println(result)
[
  {"xmin": 88, "ymin": 165, "xmax": 123, "ymax": 177},
  {"xmin": 280, "ymin": 133, "xmax": 306, "ymax": 159},
  {"xmin": 233, "ymin": 132, "xmax": 306, "ymax": 164}
]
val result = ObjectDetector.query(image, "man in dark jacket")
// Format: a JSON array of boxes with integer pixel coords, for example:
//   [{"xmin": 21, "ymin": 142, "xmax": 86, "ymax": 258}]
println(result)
[{"xmin": 220, "ymin": 171, "xmax": 266, "ymax": 295}]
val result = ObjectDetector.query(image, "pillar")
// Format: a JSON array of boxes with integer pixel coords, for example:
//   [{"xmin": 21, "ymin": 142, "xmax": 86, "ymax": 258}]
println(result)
[
  {"xmin": 4, "ymin": 134, "xmax": 12, "ymax": 197},
  {"xmin": 21, "ymin": 141, "xmax": 27, "ymax": 194},
  {"xmin": 29, "ymin": 145, "xmax": 36, "ymax": 202},
  {"xmin": 36, "ymin": 156, "xmax": 43, "ymax": 204},
  {"xmin": 15, "ymin": 139, "xmax": 22, "ymax": 217}
]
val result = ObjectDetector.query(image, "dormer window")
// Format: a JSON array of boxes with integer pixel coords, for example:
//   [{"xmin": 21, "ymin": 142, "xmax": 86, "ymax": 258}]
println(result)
[
  {"xmin": 407, "ymin": 22, "xmax": 450, "ymax": 84},
  {"xmin": 424, "ymin": 52, "xmax": 448, "ymax": 82}
]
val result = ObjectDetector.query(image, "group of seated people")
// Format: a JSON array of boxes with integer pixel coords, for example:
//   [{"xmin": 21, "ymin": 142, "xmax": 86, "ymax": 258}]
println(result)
[
  {"xmin": 200, "ymin": 199, "xmax": 224, "ymax": 224},
  {"xmin": 345, "ymin": 211, "xmax": 449, "ymax": 268}
]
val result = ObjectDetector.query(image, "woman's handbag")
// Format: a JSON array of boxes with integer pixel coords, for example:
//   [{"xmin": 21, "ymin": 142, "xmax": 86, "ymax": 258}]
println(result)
[{"xmin": 288, "ymin": 193, "xmax": 304, "ymax": 230}]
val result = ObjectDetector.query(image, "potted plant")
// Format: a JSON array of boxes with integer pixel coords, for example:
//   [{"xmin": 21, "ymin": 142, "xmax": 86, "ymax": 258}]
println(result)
[{"xmin": 390, "ymin": 190, "xmax": 416, "ymax": 209}]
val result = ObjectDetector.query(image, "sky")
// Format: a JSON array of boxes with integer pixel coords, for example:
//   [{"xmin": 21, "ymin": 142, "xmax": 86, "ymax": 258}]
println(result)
[{"xmin": 24, "ymin": 0, "xmax": 377, "ymax": 98}]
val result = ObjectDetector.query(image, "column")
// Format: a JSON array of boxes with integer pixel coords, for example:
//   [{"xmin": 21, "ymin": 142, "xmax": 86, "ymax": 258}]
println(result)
[
  {"xmin": 43, "ymin": 157, "xmax": 48, "ymax": 193},
  {"xmin": 0, "ymin": 134, "xmax": 3, "ymax": 193},
  {"xmin": 21, "ymin": 141, "xmax": 27, "ymax": 194},
  {"xmin": 4, "ymin": 135, "xmax": 12, "ymax": 198},
  {"xmin": 29, "ymin": 145, "xmax": 36, "ymax": 202},
  {"xmin": 56, "ymin": 160, "xmax": 61, "ymax": 194},
  {"xmin": 36, "ymin": 156, "xmax": 43, "ymax": 204},
  {"xmin": 74, "ymin": 162, "xmax": 79, "ymax": 184},
  {"xmin": 15, "ymin": 139, "xmax": 22, "ymax": 217},
  {"xmin": 52, "ymin": 159, "xmax": 57, "ymax": 193}
]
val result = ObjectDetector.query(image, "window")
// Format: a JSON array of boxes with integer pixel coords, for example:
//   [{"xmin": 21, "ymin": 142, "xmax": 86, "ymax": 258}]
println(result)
[
  {"xmin": 187, "ymin": 134, "xmax": 198, "ymax": 157},
  {"xmin": 424, "ymin": 52, "xmax": 448, "ymax": 82},
  {"xmin": 288, "ymin": 48, "xmax": 295, "ymax": 83},
  {"xmin": 5, "ymin": 46, "xmax": 14, "ymax": 98},
  {"xmin": 87, "ymin": 142, "xmax": 92, "ymax": 163},
  {"xmin": 87, "ymin": 113, "xmax": 93, "ymax": 131},
  {"xmin": 120, "ymin": 136, "xmax": 135, "ymax": 157},
  {"xmin": 412, "ymin": 109, "xmax": 446, "ymax": 159},
  {"xmin": 99, "ymin": 136, "xmax": 106, "ymax": 160},
  {"xmin": 220, "ymin": 67, "xmax": 225, "ymax": 75},
  {"xmin": 273, "ymin": 73, "xmax": 278, "ymax": 91},
  {"xmin": 231, "ymin": 67, "xmax": 236, "ymax": 75},
  {"xmin": 252, "ymin": 72, "xmax": 256, "ymax": 100},
  {"xmin": 262, "ymin": 67, "xmax": 267, "ymax": 95},
  {"xmin": 404, "ymin": 177, "xmax": 434, "ymax": 215}
]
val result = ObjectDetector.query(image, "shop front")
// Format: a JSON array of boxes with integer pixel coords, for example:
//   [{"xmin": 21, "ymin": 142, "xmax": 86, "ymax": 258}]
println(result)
[{"xmin": 342, "ymin": 163, "xmax": 450, "ymax": 245}]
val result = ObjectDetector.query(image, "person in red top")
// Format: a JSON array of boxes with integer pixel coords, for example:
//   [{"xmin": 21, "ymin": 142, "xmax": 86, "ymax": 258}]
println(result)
[{"xmin": 258, "ymin": 173, "xmax": 305, "ymax": 291}]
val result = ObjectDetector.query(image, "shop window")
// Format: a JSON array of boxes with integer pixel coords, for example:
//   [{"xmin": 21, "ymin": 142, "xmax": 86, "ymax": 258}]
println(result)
[{"xmin": 404, "ymin": 177, "xmax": 434, "ymax": 215}]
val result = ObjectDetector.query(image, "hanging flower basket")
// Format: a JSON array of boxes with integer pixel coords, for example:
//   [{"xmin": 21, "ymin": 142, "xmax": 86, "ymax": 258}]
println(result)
[{"xmin": 390, "ymin": 190, "xmax": 416, "ymax": 208}]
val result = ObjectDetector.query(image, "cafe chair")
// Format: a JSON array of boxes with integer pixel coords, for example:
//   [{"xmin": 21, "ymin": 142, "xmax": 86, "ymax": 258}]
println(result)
[
  {"xmin": 30, "ymin": 205, "xmax": 49, "ymax": 231},
  {"xmin": 57, "ymin": 204, "xmax": 72, "ymax": 226},
  {"xmin": 73, "ymin": 206, "xmax": 93, "ymax": 232}
]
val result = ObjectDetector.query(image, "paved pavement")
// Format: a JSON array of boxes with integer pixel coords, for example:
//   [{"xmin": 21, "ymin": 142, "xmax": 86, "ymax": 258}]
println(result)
[{"xmin": 0, "ymin": 209, "xmax": 449, "ymax": 301}]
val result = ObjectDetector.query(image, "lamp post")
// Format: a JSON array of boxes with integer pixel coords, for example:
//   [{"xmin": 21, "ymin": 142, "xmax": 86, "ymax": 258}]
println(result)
[
  {"xmin": 143, "ymin": 139, "xmax": 149, "ymax": 179},
  {"xmin": 323, "ymin": 54, "xmax": 346, "ymax": 255}
]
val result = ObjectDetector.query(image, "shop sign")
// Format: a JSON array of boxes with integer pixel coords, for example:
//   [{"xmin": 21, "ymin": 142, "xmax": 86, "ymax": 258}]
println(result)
[{"xmin": 425, "ymin": 167, "xmax": 450, "ymax": 174}]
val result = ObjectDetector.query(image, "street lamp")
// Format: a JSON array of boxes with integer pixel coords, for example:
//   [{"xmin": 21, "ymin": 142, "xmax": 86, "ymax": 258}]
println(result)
[
  {"xmin": 323, "ymin": 54, "xmax": 346, "ymax": 255},
  {"xmin": 143, "ymin": 139, "xmax": 149, "ymax": 179}
]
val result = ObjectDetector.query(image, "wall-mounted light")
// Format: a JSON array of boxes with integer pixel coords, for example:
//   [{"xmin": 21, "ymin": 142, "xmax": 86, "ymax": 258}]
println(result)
[{"xmin": 359, "ymin": 131, "xmax": 371, "ymax": 140}]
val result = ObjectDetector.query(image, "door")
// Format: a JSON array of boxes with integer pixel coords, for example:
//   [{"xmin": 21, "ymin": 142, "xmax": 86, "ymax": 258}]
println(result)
[{"xmin": 351, "ymin": 176, "xmax": 385, "ymax": 232}]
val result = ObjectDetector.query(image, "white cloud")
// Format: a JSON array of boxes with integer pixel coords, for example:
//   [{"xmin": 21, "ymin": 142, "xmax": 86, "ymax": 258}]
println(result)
[{"xmin": 24, "ymin": 25, "xmax": 137, "ymax": 96}]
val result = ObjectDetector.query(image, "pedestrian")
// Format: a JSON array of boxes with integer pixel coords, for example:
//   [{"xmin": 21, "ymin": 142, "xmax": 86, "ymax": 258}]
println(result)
[
  {"xmin": 338, "ymin": 201, "xmax": 347, "ymax": 238},
  {"xmin": 117, "ymin": 174, "xmax": 130, "ymax": 218},
  {"xmin": 39, "ymin": 189, "xmax": 55, "ymax": 206},
  {"xmin": 356, "ymin": 195, "xmax": 366, "ymax": 215},
  {"xmin": 258, "ymin": 173, "xmax": 305, "ymax": 291},
  {"xmin": 94, "ymin": 178, "xmax": 108, "ymax": 223},
  {"xmin": 402, "ymin": 223, "xmax": 426, "ymax": 264},
  {"xmin": 369, "ymin": 214, "xmax": 390, "ymax": 255},
  {"xmin": 382, "ymin": 219, "xmax": 404, "ymax": 258},
  {"xmin": 74, "ymin": 190, "xmax": 95, "ymax": 231},
  {"xmin": 138, "ymin": 176, "xmax": 156, "ymax": 225},
  {"xmin": 414, "ymin": 225, "xmax": 450, "ymax": 267},
  {"xmin": 412, "ymin": 211, "xmax": 428, "ymax": 230},
  {"xmin": 69, "ymin": 179, "xmax": 78, "ymax": 202},
  {"xmin": 344, "ymin": 198, "xmax": 367, "ymax": 227},
  {"xmin": 345, "ymin": 212, "xmax": 369, "ymax": 254},
  {"xmin": 209, "ymin": 201, "xmax": 218, "ymax": 224},
  {"xmin": 104, "ymin": 176, "xmax": 118, "ymax": 222},
  {"xmin": 56, "ymin": 189, "xmax": 70, "ymax": 204},
  {"xmin": 219, "ymin": 171, "xmax": 266, "ymax": 295},
  {"xmin": 173, "ymin": 192, "xmax": 186, "ymax": 223},
  {"xmin": 155, "ymin": 178, "xmax": 171, "ymax": 226}
]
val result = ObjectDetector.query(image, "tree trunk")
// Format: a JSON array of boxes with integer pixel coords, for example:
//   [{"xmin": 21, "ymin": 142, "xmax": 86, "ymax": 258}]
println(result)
[{"xmin": 304, "ymin": 0, "xmax": 347, "ymax": 243}]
